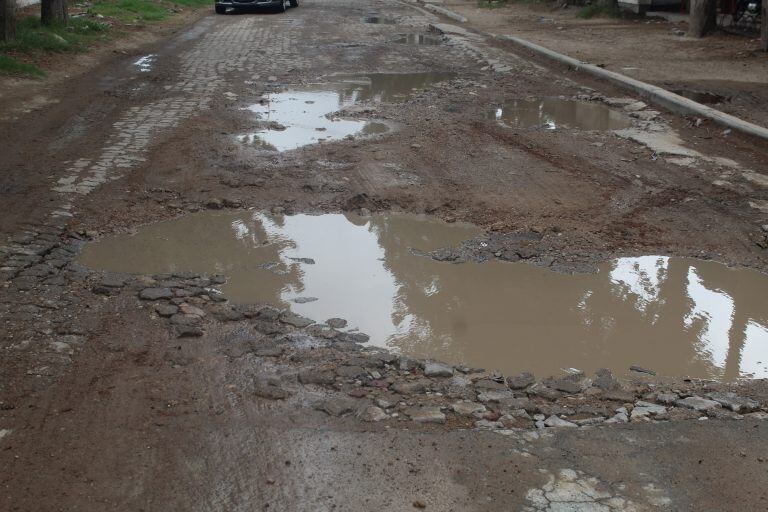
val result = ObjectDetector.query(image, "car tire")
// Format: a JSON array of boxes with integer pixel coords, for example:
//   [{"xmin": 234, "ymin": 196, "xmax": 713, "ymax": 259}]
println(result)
[
  {"xmin": 277, "ymin": 0, "xmax": 286, "ymax": 12},
  {"xmin": 215, "ymin": 4, "xmax": 226, "ymax": 13},
  {"xmin": 289, "ymin": 0, "xmax": 298, "ymax": 7}
]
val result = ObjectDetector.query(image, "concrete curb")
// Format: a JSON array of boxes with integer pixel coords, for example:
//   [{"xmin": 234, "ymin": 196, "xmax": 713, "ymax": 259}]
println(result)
[
  {"xmin": 422, "ymin": 3, "xmax": 468, "ymax": 22},
  {"xmin": 498, "ymin": 35, "xmax": 768, "ymax": 141}
]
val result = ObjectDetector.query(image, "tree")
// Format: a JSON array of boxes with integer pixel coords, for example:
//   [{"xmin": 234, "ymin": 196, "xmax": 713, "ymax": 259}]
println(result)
[
  {"xmin": 41, "ymin": 0, "xmax": 67, "ymax": 26},
  {"xmin": 761, "ymin": 0, "xmax": 767, "ymax": 52},
  {"xmin": 1, "ymin": 0, "xmax": 15, "ymax": 42},
  {"xmin": 688, "ymin": 0, "xmax": 717, "ymax": 37}
]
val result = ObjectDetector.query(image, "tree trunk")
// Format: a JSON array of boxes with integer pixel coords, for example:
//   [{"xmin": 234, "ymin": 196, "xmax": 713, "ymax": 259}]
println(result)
[
  {"xmin": 688, "ymin": 0, "xmax": 717, "ymax": 37},
  {"xmin": 0, "ymin": 0, "xmax": 15, "ymax": 43},
  {"xmin": 761, "ymin": 0, "xmax": 767, "ymax": 51},
  {"xmin": 41, "ymin": 0, "xmax": 67, "ymax": 26}
]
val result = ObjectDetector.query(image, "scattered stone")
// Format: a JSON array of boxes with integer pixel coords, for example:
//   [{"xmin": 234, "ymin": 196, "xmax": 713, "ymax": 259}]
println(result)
[
  {"xmin": 358, "ymin": 406, "xmax": 387, "ymax": 422},
  {"xmin": 506, "ymin": 372, "xmax": 535, "ymax": 389},
  {"xmin": 279, "ymin": 312, "xmax": 315, "ymax": 328},
  {"xmin": 424, "ymin": 361, "xmax": 454, "ymax": 378},
  {"xmin": 326, "ymin": 318, "xmax": 348, "ymax": 329},
  {"xmin": 707, "ymin": 392, "xmax": 761, "ymax": 413},
  {"xmin": 170, "ymin": 314, "xmax": 200, "ymax": 326},
  {"xmin": 336, "ymin": 332, "xmax": 370, "ymax": 344},
  {"xmin": 289, "ymin": 257, "xmax": 316, "ymax": 264},
  {"xmin": 452, "ymin": 401, "xmax": 486, "ymax": 416},
  {"xmin": 546, "ymin": 371, "xmax": 592, "ymax": 394},
  {"xmin": 254, "ymin": 383, "xmax": 291, "ymax": 400},
  {"xmin": 139, "ymin": 287, "xmax": 173, "ymax": 300},
  {"xmin": 675, "ymin": 396, "xmax": 722, "ymax": 412},
  {"xmin": 474, "ymin": 379, "xmax": 508, "ymax": 391},
  {"xmin": 631, "ymin": 401, "xmax": 666, "ymax": 420},
  {"xmin": 298, "ymin": 368, "xmax": 336, "ymax": 385},
  {"xmin": 100, "ymin": 274, "xmax": 128, "ymax": 288},
  {"xmin": 206, "ymin": 198, "xmax": 223, "ymax": 209},
  {"xmin": 527, "ymin": 383, "xmax": 563, "ymax": 400},
  {"xmin": 405, "ymin": 406, "xmax": 446, "ymax": 424},
  {"xmin": 155, "ymin": 303, "xmax": 179, "ymax": 317},
  {"xmin": 315, "ymin": 398, "xmax": 357, "ymax": 417},
  {"xmin": 475, "ymin": 419, "xmax": 503, "ymax": 429},
  {"xmin": 176, "ymin": 325, "xmax": 203, "ymax": 338},
  {"xmin": 392, "ymin": 380, "xmax": 428, "ymax": 395},
  {"xmin": 544, "ymin": 415, "xmax": 578, "ymax": 428},
  {"xmin": 336, "ymin": 365, "xmax": 365, "ymax": 378},
  {"xmin": 656, "ymin": 392, "xmax": 679, "ymax": 404},
  {"xmin": 477, "ymin": 389, "xmax": 514, "ymax": 403},
  {"xmin": 179, "ymin": 303, "xmax": 206, "ymax": 317},
  {"xmin": 629, "ymin": 365, "xmax": 656, "ymax": 376},
  {"xmin": 593, "ymin": 368, "xmax": 620, "ymax": 390},
  {"xmin": 573, "ymin": 416, "xmax": 606, "ymax": 427},
  {"xmin": 292, "ymin": 297, "xmax": 318, "ymax": 304},
  {"xmin": 605, "ymin": 411, "xmax": 629, "ymax": 424}
]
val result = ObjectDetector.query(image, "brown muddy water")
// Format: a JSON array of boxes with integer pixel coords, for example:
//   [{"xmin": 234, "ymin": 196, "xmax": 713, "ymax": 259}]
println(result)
[
  {"xmin": 78, "ymin": 212, "xmax": 768, "ymax": 381},
  {"xmin": 489, "ymin": 99, "xmax": 632, "ymax": 131}
]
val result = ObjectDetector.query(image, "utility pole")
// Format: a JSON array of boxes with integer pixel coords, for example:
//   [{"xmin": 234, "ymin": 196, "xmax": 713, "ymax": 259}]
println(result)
[
  {"xmin": 688, "ymin": 0, "xmax": 717, "ymax": 37},
  {"xmin": 41, "ymin": 0, "xmax": 67, "ymax": 26},
  {"xmin": 0, "ymin": 0, "xmax": 15, "ymax": 42}
]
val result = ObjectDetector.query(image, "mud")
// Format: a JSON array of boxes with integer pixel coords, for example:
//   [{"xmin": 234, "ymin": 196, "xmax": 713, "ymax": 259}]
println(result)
[
  {"xmin": 2, "ymin": 1, "xmax": 768, "ymax": 509},
  {"xmin": 78, "ymin": 211, "xmax": 768, "ymax": 380},
  {"xmin": 489, "ymin": 98, "xmax": 632, "ymax": 131}
]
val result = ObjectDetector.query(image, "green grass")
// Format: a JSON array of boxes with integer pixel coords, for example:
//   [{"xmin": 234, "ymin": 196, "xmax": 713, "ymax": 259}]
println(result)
[
  {"xmin": 577, "ymin": 4, "xmax": 621, "ymax": 18},
  {"xmin": 91, "ymin": 0, "xmax": 170, "ymax": 22},
  {"xmin": 477, "ymin": 0, "xmax": 509, "ymax": 8},
  {"xmin": 90, "ymin": 0, "xmax": 210, "ymax": 23},
  {"xmin": 0, "ymin": 0, "xmax": 209, "ymax": 77},
  {"xmin": 0, "ymin": 54, "xmax": 45, "ymax": 76},
  {"xmin": 0, "ymin": 17, "xmax": 110, "ymax": 54}
]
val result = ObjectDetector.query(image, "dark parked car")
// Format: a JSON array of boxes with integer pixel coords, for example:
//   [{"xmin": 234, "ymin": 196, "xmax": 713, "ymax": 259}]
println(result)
[{"xmin": 215, "ymin": 0, "xmax": 298, "ymax": 14}]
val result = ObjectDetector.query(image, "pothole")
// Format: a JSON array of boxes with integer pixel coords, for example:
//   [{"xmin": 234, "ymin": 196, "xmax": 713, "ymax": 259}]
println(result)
[
  {"xmin": 671, "ymin": 89, "xmax": 728, "ymax": 105},
  {"xmin": 489, "ymin": 98, "xmax": 632, "ymax": 131},
  {"xmin": 395, "ymin": 34, "xmax": 442, "ymax": 45},
  {"xmin": 237, "ymin": 87, "xmax": 390, "ymax": 152},
  {"xmin": 78, "ymin": 211, "xmax": 768, "ymax": 381},
  {"xmin": 329, "ymin": 72, "xmax": 456, "ymax": 103}
]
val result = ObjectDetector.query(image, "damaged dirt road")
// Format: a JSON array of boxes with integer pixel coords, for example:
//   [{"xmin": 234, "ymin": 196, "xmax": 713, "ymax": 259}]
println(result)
[{"xmin": 2, "ymin": 0, "xmax": 768, "ymax": 510}]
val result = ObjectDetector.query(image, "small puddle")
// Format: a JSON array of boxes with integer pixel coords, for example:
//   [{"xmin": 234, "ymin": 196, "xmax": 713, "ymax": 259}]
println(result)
[
  {"xmin": 332, "ymin": 72, "xmax": 455, "ymax": 103},
  {"xmin": 238, "ymin": 88, "xmax": 390, "ymax": 152},
  {"xmin": 134, "ymin": 54, "xmax": 156, "ymax": 73},
  {"xmin": 395, "ymin": 34, "xmax": 442, "ymax": 45},
  {"xmin": 671, "ymin": 89, "xmax": 728, "ymax": 105},
  {"xmin": 489, "ymin": 98, "xmax": 632, "ymax": 131},
  {"xmin": 78, "ymin": 212, "xmax": 768, "ymax": 381}
]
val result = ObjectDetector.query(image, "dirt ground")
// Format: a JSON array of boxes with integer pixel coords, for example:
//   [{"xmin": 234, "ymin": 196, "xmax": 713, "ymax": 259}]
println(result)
[
  {"xmin": 439, "ymin": 0, "xmax": 768, "ymax": 126},
  {"xmin": 1, "ymin": 0, "xmax": 768, "ymax": 510}
]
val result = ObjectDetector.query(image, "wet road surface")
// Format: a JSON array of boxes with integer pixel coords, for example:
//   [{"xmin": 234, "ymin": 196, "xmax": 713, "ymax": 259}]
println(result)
[{"xmin": 1, "ymin": 0, "xmax": 768, "ymax": 510}]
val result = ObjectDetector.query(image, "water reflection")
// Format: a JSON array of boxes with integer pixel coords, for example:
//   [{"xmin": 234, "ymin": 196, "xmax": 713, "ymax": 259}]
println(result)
[
  {"xmin": 489, "ymin": 98, "xmax": 632, "ymax": 131},
  {"xmin": 77, "ymin": 211, "xmax": 768, "ymax": 380},
  {"xmin": 239, "ymin": 90, "xmax": 389, "ymax": 152}
]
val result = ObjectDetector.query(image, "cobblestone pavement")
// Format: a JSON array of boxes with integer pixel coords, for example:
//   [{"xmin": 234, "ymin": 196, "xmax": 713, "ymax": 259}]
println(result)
[{"xmin": 1, "ymin": 0, "xmax": 767, "ymax": 510}]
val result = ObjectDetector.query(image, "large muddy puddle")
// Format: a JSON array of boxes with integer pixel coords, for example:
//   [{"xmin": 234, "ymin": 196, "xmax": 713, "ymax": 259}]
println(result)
[
  {"xmin": 489, "ymin": 98, "xmax": 632, "ymax": 131},
  {"xmin": 78, "ymin": 212, "xmax": 768, "ymax": 380}
]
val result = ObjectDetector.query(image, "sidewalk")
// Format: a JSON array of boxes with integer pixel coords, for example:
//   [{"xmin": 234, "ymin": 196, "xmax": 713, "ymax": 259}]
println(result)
[{"xmin": 424, "ymin": 0, "xmax": 768, "ymax": 126}]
